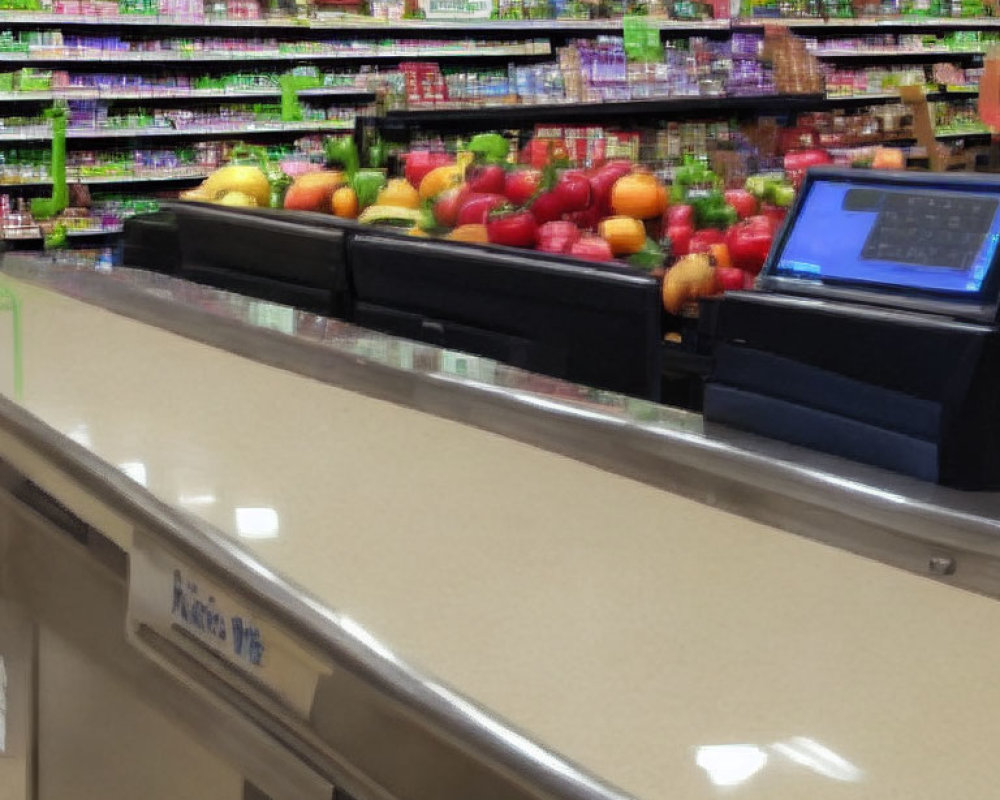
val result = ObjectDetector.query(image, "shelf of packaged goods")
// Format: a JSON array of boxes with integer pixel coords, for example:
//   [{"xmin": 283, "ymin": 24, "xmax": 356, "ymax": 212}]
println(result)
[
  {"xmin": 824, "ymin": 89, "xmax": 979, "ymax": 103},
  {"xmin": 869, "ymin": 128, "xmax": 990, "ymax": 144},
  {"xmin": 0, "ymin": 224, "xmax": 123, "ymax": 241},
  {"xmin": 0, "ymin": 172, "xmax": 210, "ymax": 188},
  {"xmin": 935, "ymin": 127, "xmax": 991, "ymax": 137},
  {"xmin": 5, "ymin": 11, "xmax": 1000, "ymax": 31},
  {"xmin": 0, "ymin": 11, "xmax": 729, "ymax": 31},
  {"xmin": 1, "ymin": 87, "xmax": 376, "ymax": 102},
  {"xmin": 813, "ymin": 47, "xmax": 985, "ymax": 59},
  {"xmin": 375, "ymin": 93, "xmax": 835, "ymax": 126},
  {"xmin": 0, "ymin": 120, "xmax": 354, "ymax": 142},
  {"xmin": 733, "ymin": 15, "xmax": 1000, "ymax": 28},
  {"xmin": 0, "ymin": 42, "xmax": 551, "ymax": 63}
]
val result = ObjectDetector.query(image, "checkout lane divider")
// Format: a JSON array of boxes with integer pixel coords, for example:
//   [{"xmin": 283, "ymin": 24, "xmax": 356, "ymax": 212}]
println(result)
[
  {"xmin": 5, "ymin": 256, "xmax": 1000, "ymax": 601},
  {"xmin": 0, "ymin": 265, "xmax": 640, "ymax": 800}
]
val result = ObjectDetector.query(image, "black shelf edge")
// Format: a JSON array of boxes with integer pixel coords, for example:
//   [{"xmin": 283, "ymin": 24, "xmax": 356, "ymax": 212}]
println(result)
[
  {"xmin": 732, "ymin": 15, "xmax": 1000, "ymax": 31},
  {"xmin": 372, "ymin": 90, "xmax": 987, "ymax": 127},
  {"xmin": 814, "ymin": 49, "xmax": 985, "ymax": 62},
  {"xmin": 376, "ymin": 93, "xmax": 833, "ymax": 126}
]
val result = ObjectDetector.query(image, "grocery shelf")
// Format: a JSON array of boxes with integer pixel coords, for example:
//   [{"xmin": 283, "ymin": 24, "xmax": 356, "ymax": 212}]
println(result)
[
  {"xmin": 1, "ymin": 172, "xmax": 209, "ymax": 188},
  {"xmin": 3, "ymin": 10, "xmax": 1000, "ymax": 32},
  {"xmin": 0, "ymin": 120, "xmax": 354, "ymax": 142},
  {"xmin": 826, "ymin": 89, "xmax": 979, "ymax": 103},
  {"xmin": 1, "ymin": 42, "xmax": 551, "ymax": 63},
  {"xmin": 375, "ymin": 92, "xmax": 933, "ymax": 127},
  {"xmin": 0, "ymin": 11, "xmax": 729, "ymax": 32},
  {"xmin": 1, "ymin": 87, "xmax": 376, "ymax": 102},
  {"xmin": 936, "ymin": 128, "xmax": 991, "ymax": 138},
  {"xmin": 814, "ymin": 47, "xmax": 985, "ymax": 59},
  {"xmin": 1, "ymin": 225, "xmax": 123, "ymax": 241},
  {"xmin": 733, "ymin": 15, "xmax": 1000, "ymax": 29}
]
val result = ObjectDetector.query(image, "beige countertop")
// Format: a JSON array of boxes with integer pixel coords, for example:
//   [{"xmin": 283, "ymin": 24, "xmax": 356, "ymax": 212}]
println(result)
[{"xmin": 2, "ymin": 268, "xmax": 1000, "ymax": 800}]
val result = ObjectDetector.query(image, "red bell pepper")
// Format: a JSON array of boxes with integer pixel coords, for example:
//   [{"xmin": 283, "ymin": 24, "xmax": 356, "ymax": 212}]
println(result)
[
  {"xmin": 723, "ymin": 189, "xmax": 758, "ymax": 220},
  {"xmin": 725, "ymin": 215, "xmax": 776, "ymax": 275},
  {"xmin": 783, "ymin": 149, "xmax": 832, "ymax": 190},
  {"xmin": 433, "ymin": 184, "xmax": 470, "ymax": 228},
  {"xmin": 404, "ymin": 150, "xmax": 453, "ymax": 189},
  {"xmin": 589, "ymin": 161, "xmax": 633, "ymax": 216},
  {"xmin": 759, "ymin": 203, "xmax": 788, "ymax": 227},
  {"xmin": 487, "ymin": 207, "xmax": 538, "ymax": 249},
  {"xmin": 456, "ymin": 193, "xmax": 506, "ymax": 226},
  {"xmin": 566, "ymin": 203, "xmax": 602, "ymax": 232},
  {"xmin": 688, "ymin": 228, "xmax": 726, "ymax": 255},
  {"xmin": 715, "ymin": 266, "xmax": 745, "ymax": 292},
  {"xmin": 536, "ymin": 220, "xmax": 581, "ymax": 254},
  {"xmin": 569, "ymin": 235, "xmax": 614, "ymax": 262},
  {"xmin": 504, "ymin": 169, "xmax": 542, "ymax": 206},
  {"xmin": 466, "ymin": 163, "xmax": 507, "ymax": 195},
  {"xmin": 553, "ymin": 170, "xmax": 592, "ymax": 213},
  {"xmin": 667, "ymin": 204, "xmax": 694, "ymax": 227},
  {"xmin": 667, "ymin": 223, "xmax": 694, "ymax": 257},
  {"xmin": 529, "ymin": 190, "xmax": 566, "ymax": 224}
]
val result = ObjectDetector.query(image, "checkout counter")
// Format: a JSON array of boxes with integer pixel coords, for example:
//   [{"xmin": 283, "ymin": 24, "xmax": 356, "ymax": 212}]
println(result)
[{"xmin": 3, "ymin": 169, "xmax": 1000, "ymax": 799}]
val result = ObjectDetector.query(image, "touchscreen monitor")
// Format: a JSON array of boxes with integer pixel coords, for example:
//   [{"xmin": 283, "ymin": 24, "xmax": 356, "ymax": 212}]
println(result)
[{"xmin": 768, "ymin": 171, "xmax": 1000, "ymax": 299}]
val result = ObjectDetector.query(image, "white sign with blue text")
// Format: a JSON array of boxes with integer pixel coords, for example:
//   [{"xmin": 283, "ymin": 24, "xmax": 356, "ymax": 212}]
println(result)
[{"xmin": 127, "ymin": 534, "xmax": 331, "ymax": 719}]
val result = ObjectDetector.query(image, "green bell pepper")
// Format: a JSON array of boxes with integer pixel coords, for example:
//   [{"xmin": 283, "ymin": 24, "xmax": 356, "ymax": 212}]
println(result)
[
  {"xmin": 366, "ymin": 135, "xmax": 388, "ymax": 169},
  {"xmin": 628, "ymin": 238, "xmax": 666, "ymax": 272},
  {"xmin": 692, "ymin": 192, "xmax": 737, "ymax": 230},
  {"xmin": 325, "ymin": 137, "xmax": 360, "ymax": 178},
  {"xmin": 350, "ymin": 169, "xmax": 387, "ymax": 208},
  {"xmin": 468, "ymin": 132, "xmax": 510, "ymax": 164}
]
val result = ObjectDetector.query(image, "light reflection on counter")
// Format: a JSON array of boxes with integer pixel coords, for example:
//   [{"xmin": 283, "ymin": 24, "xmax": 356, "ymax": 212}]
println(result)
[
  {"xmin": 772, "ymin": 737, "xmax": 864, "ymax": 782},
  {"xmin": 696, "ymin": 738, "xmax": 862, "ymax": 789},
  {"xmin": 178, "ymin": 493, "xmax": 217, "ymax": 507},
  {"xmin": 118, "ymin": 461, "xmax": 147, "ymax": 487},
  {"xmin": 696, "ymin": 745, "xmax": 768, "ymax": 787},
  {"xmin": 235, "ymin": 507, "xmax": 279, "ymax": 539},
  {"xmin": 65, "ymin": 424, "xmax": 91, "ymax": 449}
]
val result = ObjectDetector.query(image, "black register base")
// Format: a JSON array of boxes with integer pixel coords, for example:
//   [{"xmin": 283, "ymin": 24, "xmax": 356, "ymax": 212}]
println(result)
[{"xmin": 705, "ymin": 167, "xmax": 1000, "ymax": 490}]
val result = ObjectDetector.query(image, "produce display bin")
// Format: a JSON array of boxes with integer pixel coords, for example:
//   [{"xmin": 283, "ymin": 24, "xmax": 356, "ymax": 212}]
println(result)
[{"xmin": 123, "ymin": 203, "xmax": 664, "ymax": 400}]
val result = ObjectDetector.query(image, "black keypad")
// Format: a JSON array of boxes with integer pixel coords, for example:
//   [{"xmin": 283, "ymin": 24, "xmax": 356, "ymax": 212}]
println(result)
[{"xmin": 860, "ymin": 192, "xmax": 998, "ymax": 270}]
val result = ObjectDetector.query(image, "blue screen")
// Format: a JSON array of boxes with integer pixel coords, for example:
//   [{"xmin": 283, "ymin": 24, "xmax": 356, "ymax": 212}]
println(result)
[{"xmin": 773, "ymin": 179, "xmax": 1000, "ymax": 295}]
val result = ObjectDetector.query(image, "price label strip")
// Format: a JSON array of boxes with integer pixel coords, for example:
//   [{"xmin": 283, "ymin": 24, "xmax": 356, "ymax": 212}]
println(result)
[{"xmin": 127, "ymin": 533, "xmax": 332, "ymax": 720}]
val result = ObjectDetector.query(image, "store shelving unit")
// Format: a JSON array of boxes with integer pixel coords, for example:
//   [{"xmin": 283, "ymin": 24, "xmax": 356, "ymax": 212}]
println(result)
[
  {"xmin": 2, "ymin": 87, "xmax": 373, "ymax": 100},
  {"xmin": 2, "ymin": 7, "xmax": 999, "ymax": 244},
  {"xmin": 0, "ymin": 120, "xmax": 356, "ymax": 141},
  {"xmin": 4, "ymin": 171, "xmax": 209, "ymax": 185}
]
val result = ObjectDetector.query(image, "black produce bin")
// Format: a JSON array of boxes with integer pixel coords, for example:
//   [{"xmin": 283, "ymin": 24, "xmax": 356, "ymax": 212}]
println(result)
[
  {"xmin": 125, "ymin": 203, "xmax": 352, "ymax": 317},
  {"xmin": 123, "ymin": 204, "xmax": 664, "ymax": 401},
  {"xmin": 348, "ymin": 233, "xmax": 662, "ymax": 401}
]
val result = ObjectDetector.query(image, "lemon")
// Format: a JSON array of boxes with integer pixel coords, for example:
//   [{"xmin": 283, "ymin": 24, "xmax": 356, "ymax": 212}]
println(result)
[
  {"xmin": 201, "ymin": 165, "xmax": 270, "ymax": 207},
  {"xmin": 215, "ymin": 191, "xmax": 258, "ymax": 208}
]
